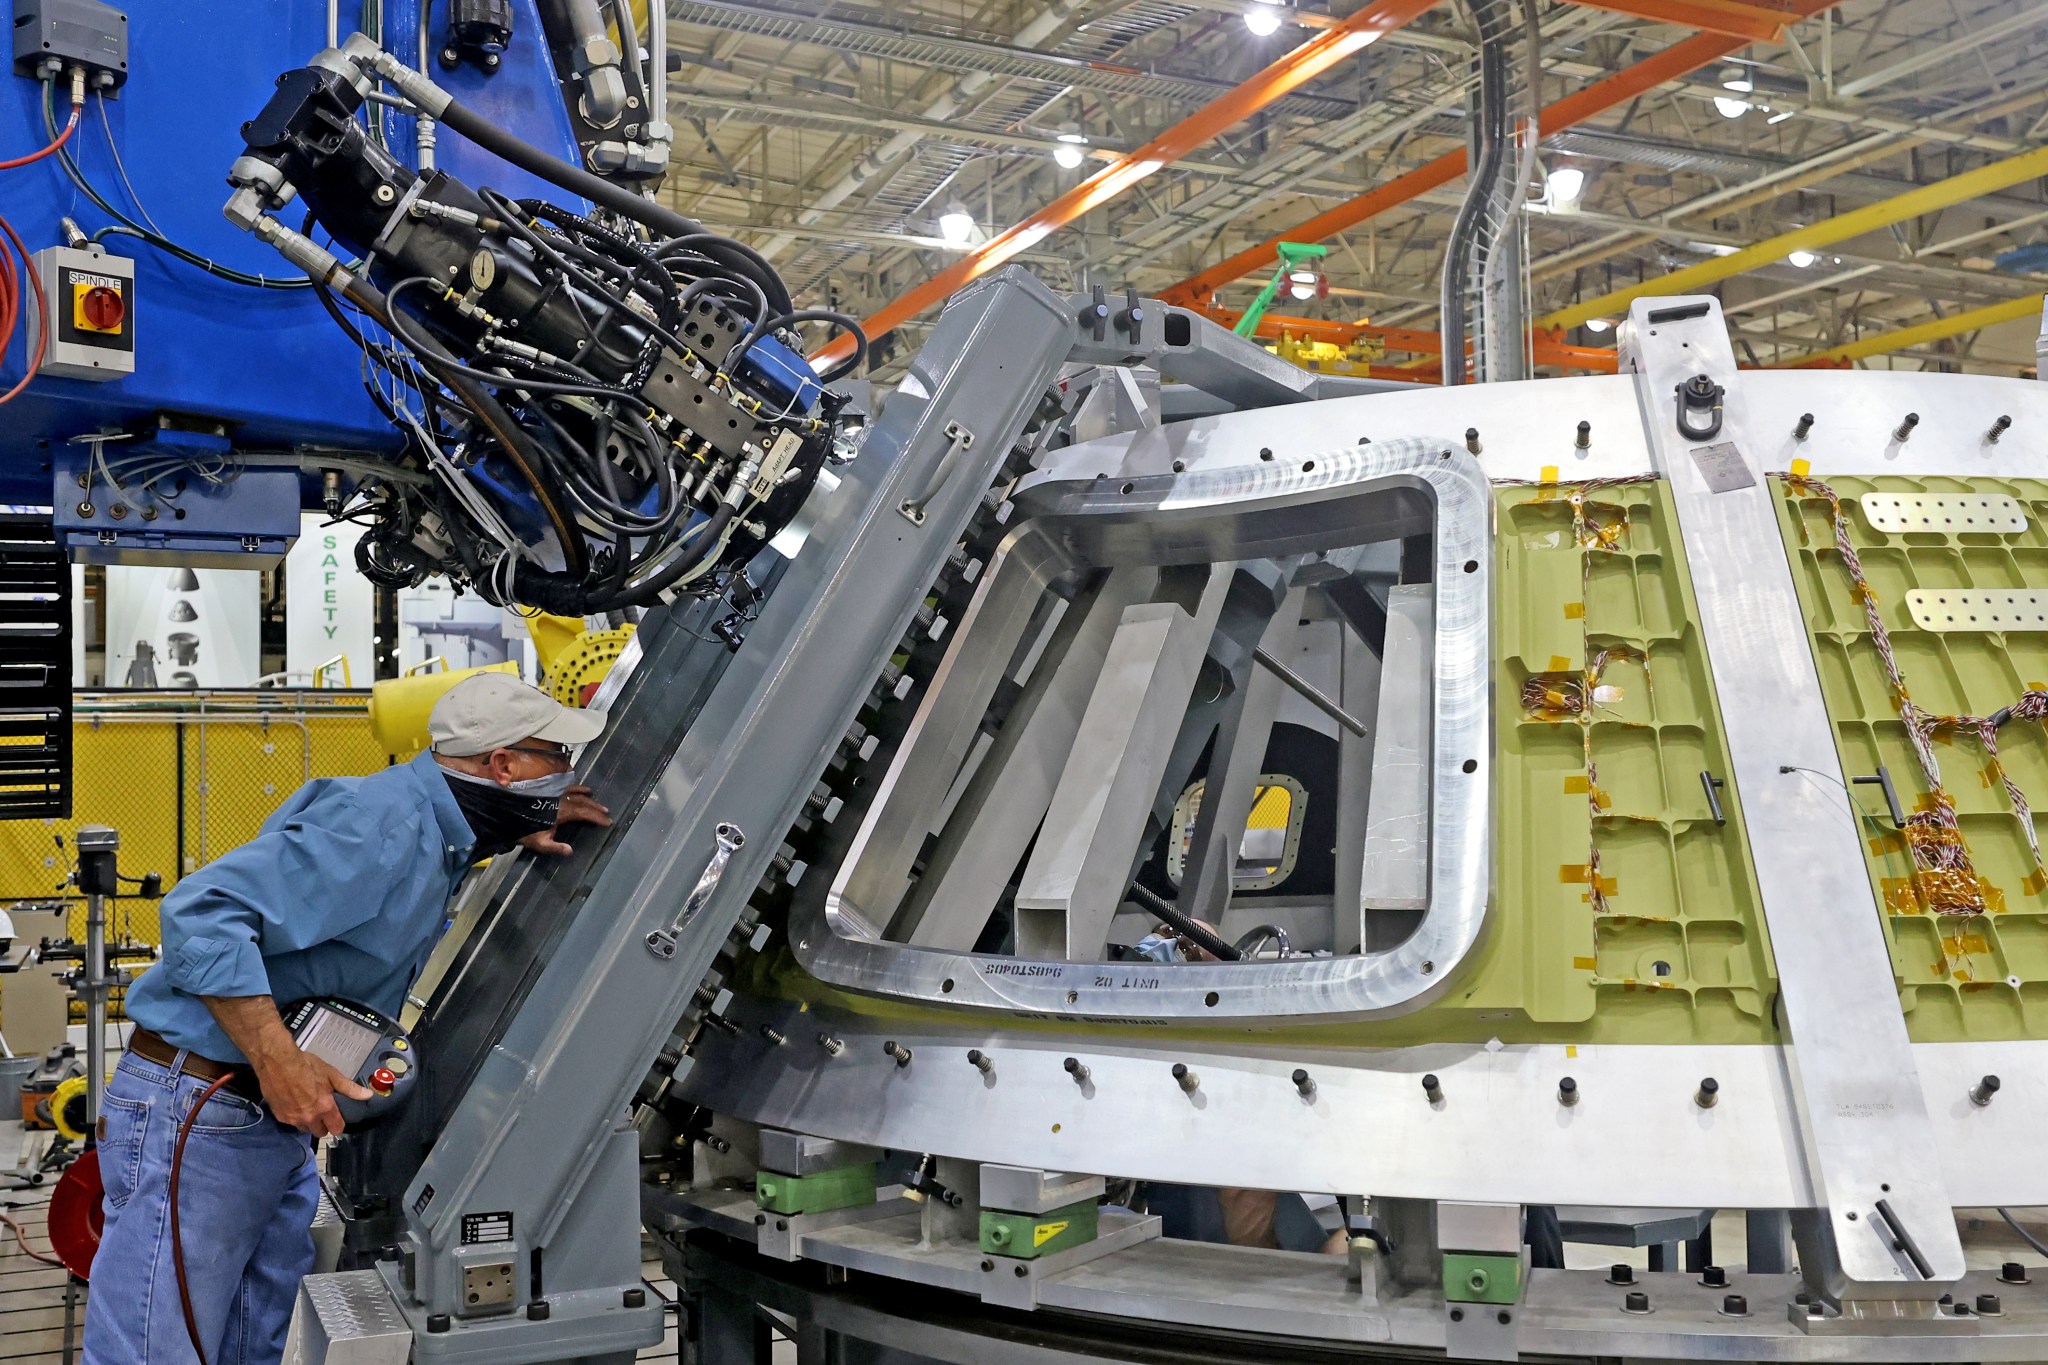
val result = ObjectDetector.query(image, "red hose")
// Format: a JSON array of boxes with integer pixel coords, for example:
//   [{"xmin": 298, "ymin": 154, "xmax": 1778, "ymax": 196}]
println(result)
[
  {"xmin": 0, "ymin": 210, "xmax": 51, "ymax": 408},
  {"xmin": 170, "ymin": 1072, "xmax": 236, "ymax": 1365},
  {"xmin": 0, "ymin": 97, "xmax": 77, "ymax": 171}
]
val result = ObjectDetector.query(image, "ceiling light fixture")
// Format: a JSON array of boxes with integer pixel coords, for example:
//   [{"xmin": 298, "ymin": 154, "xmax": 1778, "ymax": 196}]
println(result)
[
  {"xmin": 1585, "ymin": 318, "xmax": 1612, "ymax": 333},
  {"xmin": 938, "ymin": 202, "xmax": 975, "ymax": 247},
  {"xmin": 1787, "ymin": 249, "xmax": 1816, "ymax": 268},
  {"xmin": 1713, "ymin": 95, "xmax": 1751, "ymax": 119},
  {"xmin": 1054, "ymin": 127, "xmax": 1089, "ymax": 170},
  {"xmin": 1719, "ymin": 65, "xmax": 1754, "ymax": 94},
  {"xmin": 1244, "ymin": 1, "xmax": 1285, "ymax": 37},
  {"xmin": 1545, "ymin": 166, "xmax": 1585, "ymax": 206}
]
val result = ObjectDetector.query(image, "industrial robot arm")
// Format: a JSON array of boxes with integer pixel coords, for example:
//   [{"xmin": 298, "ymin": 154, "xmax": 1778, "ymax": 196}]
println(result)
[{"xmin": 218, "ymin": 34, "xmax": 862, "ymax": 617}]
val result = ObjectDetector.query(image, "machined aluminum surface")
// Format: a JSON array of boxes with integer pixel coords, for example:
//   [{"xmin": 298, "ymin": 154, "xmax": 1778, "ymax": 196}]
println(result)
[
  {"xmin": 793, "ymin": 434, "xmax": 1493, "ymax": 1022},
  {"xmin": 1625, "ymin": 297, "xmax": 1965, "ymax": 1295},
  {"xmin": 1905, "ymin": 589, "xmax": 2048, "ymax": 633}
]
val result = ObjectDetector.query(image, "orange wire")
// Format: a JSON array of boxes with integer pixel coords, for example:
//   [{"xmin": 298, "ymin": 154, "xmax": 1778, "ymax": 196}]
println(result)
[
  {"xmin": 0, "ymin": 211, "xmax": 50, "ymax": 407},
  {"xmin": 0, "ymin": 99, "xmax": 78, "ymax": 171}
]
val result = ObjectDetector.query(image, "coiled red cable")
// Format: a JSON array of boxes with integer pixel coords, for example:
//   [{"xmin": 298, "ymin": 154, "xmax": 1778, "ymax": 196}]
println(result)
[{"xmin": 0, "ymin": 212, "xmax": 51, "ymax": 408}]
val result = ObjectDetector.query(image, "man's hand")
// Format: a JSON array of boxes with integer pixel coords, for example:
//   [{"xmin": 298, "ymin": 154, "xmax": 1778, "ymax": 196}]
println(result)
[
  {"xmin": 250, "ymin": 1046, "xmax": 373, "ymax": 1139},
  {"xmin": 518, "ymin": 784, "xmax": 611, "ymax": 857},
  {"xmin": 199, "ymin": 994, "xmax": 373, "ymax": 1138}
]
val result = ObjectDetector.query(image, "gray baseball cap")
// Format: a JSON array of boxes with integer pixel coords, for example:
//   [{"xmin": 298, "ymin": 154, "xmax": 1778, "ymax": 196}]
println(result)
[{"xmin": 428, "ymin": 672, "xmax": 606, "ymax": 757}]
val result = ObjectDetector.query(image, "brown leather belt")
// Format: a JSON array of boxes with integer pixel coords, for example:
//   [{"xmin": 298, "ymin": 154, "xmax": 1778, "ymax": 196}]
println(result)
[{"xmin": 127, "ymin": 1028, "xmax": 266, "ymax": 1104}]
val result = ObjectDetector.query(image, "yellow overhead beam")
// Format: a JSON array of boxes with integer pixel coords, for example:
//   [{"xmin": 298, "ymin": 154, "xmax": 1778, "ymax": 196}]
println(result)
[
  {"xmin": 1773, "ymin": 294, "xmax": 2043, "ymax": 367},
  {"xmin": 1540, "ymin": 143, "xmax": 2048, "ymax": 331}
]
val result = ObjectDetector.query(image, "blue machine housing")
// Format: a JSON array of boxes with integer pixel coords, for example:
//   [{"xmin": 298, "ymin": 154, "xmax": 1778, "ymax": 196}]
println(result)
[
  {"xmin": 52, "ymin": 430, "xmax": 301, "ymax": 567},
  {"xmin": 0, "ymin": 1, "xmax": 587, "ymax": 510},
  {"xmin": 739, "ymin": 334, "xmax": 823, "ymax": 415}
]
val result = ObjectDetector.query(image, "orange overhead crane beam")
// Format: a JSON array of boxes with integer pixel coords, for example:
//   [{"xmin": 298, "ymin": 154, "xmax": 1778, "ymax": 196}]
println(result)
[
  {"xmin": 1160, "ymin": 0, "xmax": 1839, "ymax": 310},
  {"xmin": 1565, "ymin": 0, "xmax": 1790, "ymax": 43},
  {"xmin": 1221, "ymin": 309, "xmax": 1619, "ymax": 372},
  {"xmin": 810, "ymin": 0, "xmax": 1444, "ymax": 371}
]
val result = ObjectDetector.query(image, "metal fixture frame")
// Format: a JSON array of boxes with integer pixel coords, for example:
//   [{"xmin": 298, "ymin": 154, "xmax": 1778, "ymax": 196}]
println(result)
[{"xmin": 795, "ymin": 433, "xmax": 1494, "ymax": 1021}]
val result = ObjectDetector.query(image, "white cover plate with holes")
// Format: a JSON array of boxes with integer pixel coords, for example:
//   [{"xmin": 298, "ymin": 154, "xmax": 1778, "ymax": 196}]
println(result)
[
  {"xmin": 1906, "ymin": 590, "xmax": 2048, "ymax": 632},
  {"xmin": 1860, "ymin": 493, "xmax": 2027, "ymax": 535}
]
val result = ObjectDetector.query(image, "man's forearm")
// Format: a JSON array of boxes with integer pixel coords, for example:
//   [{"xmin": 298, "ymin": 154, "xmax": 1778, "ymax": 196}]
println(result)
[{"xmin": 199, "ymin": 995, "xmax": 296, "ymax": 1070}]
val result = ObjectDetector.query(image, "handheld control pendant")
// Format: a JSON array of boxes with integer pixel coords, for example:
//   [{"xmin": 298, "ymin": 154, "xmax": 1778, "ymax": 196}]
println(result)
[{"xmin": 280, "ymin": 998, "xmax": 416, "ymax": 1124}]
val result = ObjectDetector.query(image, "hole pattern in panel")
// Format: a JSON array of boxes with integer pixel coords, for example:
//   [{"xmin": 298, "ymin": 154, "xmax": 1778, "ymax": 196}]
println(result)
[
  {"xmin": 1860, "ymin": 493, "xmax": 2028, "ymax": 536},
  {"xmin": 1906, "ymin": 590, "xmax": 2048, "ymax": 633}
]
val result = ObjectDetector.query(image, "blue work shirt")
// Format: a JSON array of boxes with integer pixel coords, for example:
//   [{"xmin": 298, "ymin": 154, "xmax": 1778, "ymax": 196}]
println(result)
[{"xmin": 124, "ymin": 749, "xmax": 477, "ymax": 1064}]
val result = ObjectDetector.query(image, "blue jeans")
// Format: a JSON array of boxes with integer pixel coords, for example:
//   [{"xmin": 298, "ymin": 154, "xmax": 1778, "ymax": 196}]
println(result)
[{"xmin": 81, "ymin": 1052, "xmax": 317, "ymax": 1365}]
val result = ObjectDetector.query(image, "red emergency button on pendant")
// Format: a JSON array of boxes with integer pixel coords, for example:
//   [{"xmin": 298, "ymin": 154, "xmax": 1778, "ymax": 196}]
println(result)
[{"xmin": 370, "ymin": 1067, "xmax": 396, "ymax": 1095}]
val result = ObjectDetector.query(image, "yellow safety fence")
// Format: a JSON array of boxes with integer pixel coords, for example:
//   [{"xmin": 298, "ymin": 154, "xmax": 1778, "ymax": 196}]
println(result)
[{"xmin": 0, "ymin": 691, "xmax": 389, "ymax": 948}]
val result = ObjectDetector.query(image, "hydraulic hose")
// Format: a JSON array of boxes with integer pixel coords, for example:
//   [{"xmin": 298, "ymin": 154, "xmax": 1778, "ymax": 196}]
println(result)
[
  {"xmin": 1127, "ymin": 883, "xmax": 1243, "ymax": 962},
  {"xmin": 172, "ymin": 1071, "xmax": 239, "ymax": 1365},
  {"xmin": 409, "ymin": 80, "xmax": 690, "ymax": 238},
  {"xmin": 333, "ymin": 269, "xmax": 592, "ymax": 580},
  {"xmin": 360, "ymin": 52, "xmax": 792, "ymax": 315}
]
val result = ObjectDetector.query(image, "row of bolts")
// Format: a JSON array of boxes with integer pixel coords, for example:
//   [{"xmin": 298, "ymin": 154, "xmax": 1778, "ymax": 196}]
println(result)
[
  {"xmin": 1457, "ymin": 412, "xmax": 2014, "ymax": 458},
  {"xmin": 753, "ymin": 1027, "xmax": 2020, "ymax": 1318},
  {"xmin": 1601, "ymin": 1259, "xmax": 2026, "ymax": 1320},
  {"xmin": 758, "ymin": 1025, "xmax": 2005, "ymax": 1110}
]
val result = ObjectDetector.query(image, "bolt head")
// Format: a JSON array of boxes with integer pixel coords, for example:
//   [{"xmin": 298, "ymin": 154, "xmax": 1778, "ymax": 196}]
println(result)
[
  {"xmin": 2002, "ymin": 1261, "xmax": 2029, "ymax": 1284},
  {"xmin": 1721, "ymin": 1293, "xmax": 1747, "ymax": 1316},
  {"xmin": 1977, "ymin": 1293, "xmax": 2003, "ymax": 1315},
  {"xmin": 1623, "ymin": 1290, "xmax": 1649, "ymax": 1313},
  {"xmin": 1608, "ymin": 1263, "xmax": 1633, "ymax": 1285},
  {"xmin": 1701, "ymin": 1265, "xmax": 1726, "ymax": 1287}
]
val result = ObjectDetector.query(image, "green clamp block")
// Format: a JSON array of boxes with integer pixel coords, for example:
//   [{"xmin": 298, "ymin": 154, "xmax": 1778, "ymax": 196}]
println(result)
[
  {"xmin": 979, "ymin": 1197, "xmax": 1100, "ymax": 1260},
  {"xmin": 754, "ymin": 1163, "xmax": 877, "ymax": 1217},
  {"xmin": 1443, "ymin": 1251, "xmax": 1523, "ymax": 1305}
]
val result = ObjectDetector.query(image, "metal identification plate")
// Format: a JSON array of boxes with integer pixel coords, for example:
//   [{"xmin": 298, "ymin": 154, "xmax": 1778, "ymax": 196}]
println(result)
[
  {"xmin": 460, "ymin": 1211, "xmax": 514, "ymax": 1245},
  {"xmin": 1905, "ymin": 589, "xmax": 2048, "ymax": 632},
  {"xmin": 1861, "ymin": 493, "xmax": 2027, "ymax": 535},
  {"xmin": 1687, "ymin": 442, "xmax": 1755, "ymax": 493}
]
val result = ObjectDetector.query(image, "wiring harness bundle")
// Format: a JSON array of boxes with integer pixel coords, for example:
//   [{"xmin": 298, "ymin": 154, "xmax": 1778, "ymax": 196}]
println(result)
[
  {"xmin": 1502, "ymin": 474, "xmax": 1660, "ymax": 917},
  {"xmin": 219, "ymin": 34, "xmax": 863, "ymax": 616},
  {"xmin": 1781, "ymin": 472, "xmax": 2048, "ymax": 920}
]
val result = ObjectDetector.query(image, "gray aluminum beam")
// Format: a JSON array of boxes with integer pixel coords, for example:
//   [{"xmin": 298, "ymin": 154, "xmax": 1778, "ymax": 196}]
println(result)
[
  {"xmin": 397, "ymin": 265, "xmax": 1080, "ymax": 1330},
  {"xmin": 1622, "ymin": 295, "xmax": 1963, "ymax": 1300}
]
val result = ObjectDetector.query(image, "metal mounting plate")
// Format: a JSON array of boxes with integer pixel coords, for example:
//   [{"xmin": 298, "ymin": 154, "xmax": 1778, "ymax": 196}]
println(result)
[
  {"xmin": 1905, "ymin": 589, "xmax": 2048, "ymax": 633},
  {"xmin": 1860, "ymin": 493, "xmax": 2026, "ymax": 535}
]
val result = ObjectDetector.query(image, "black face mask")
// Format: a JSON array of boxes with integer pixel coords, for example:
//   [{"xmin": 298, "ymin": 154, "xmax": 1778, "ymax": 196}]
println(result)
[{"xmin": 442, "ymin": 768, "xmax": 562, "ymax": 858}]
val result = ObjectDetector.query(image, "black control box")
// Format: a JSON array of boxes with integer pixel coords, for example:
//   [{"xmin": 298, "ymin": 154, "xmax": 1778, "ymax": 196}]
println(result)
[{"xmin": 12, "ymin": 0, "xmax": 128, "ymax": 92}]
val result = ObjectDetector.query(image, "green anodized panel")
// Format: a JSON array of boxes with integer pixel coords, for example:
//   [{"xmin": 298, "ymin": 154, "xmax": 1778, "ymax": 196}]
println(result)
[
  {"xmin": 1770, "ymin": 473, "xmax": 2048, "ymax": 1042},
  {"xmin": 755, "ymin": 1163, "xmax": 877, "ymax": 1216},
  {"xmin": 980, "ymin": 1197, "xmax": 1100, "ymax": 1259},
  {"xmin": 1443, "ymin": 1251, "xmax": 1523, "ymax": 1304}
]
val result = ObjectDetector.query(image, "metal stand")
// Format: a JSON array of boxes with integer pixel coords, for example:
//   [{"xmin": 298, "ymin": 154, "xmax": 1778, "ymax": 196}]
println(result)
[{"xmin": 71, "ymin": 826, "xmax": 119, "ymax": 1131}]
